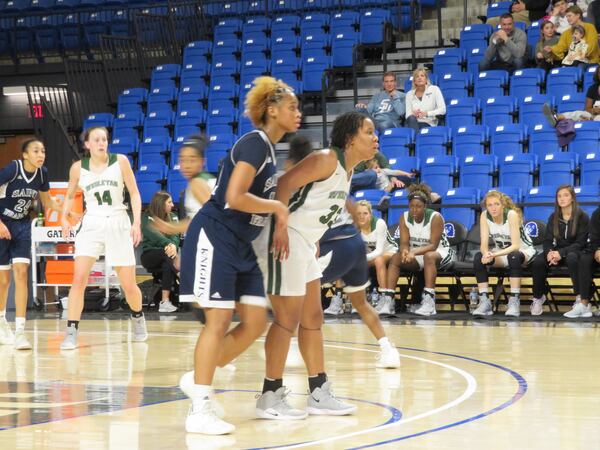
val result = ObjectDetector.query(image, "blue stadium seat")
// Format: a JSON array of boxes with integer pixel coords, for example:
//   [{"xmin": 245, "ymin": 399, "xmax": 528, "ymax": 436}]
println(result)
[
  {"xmin": 482, "ymin": 96, "xmax": 515, "ymax": 128},
  {"xmin": 526, "ymin": 20, "xmax": 541, "ymax": 59},
  {"xmin": 498, "ymin": 153, "xmax": 536, "ymax": 190},
  {"xmin": 489, "ymin": 123, "xmax": 527, "ymax": 159},
  {"xmin": 353, "ymin": 189, "xmax": 387, "ymax": 206},
  {"xmin": 466, "ymin": 47, "xmax": 485, "ymax": 74},
  {"xmin": 82, "ymin": 12, "xmax": 109, "ymax": 50},
  {"xmin": 211, "ymin": 56, "xmax": 240, "ymax": 78},
  {"xmin": 574, "ymin": 184, "xmax": 599, "ymax": 217},
  {"xmin": 243, "ymin": 32, "xmax": 269, "ymax": 58},
  {"xmin": 113, "ymin": 111, "xmax": 144, "ymax": 139},
  {"xmin": 331, "ymin": 29, "xmax": 359, "ymax": 67},
  {"xmin": 518, "ymin": 94, "xmax": 555, "ymax": 128},
  {"xmin": 59, "ymin": 13, "xmax": 81, "ymax": 51},
  {"xmin": 143, "ymin": 110, "xmax": 173, "ymax": 140},
  {"xmin": 379, "ymin": 127, "xmax": 414, "ymax": 159},
  {"xmin": 474, "ymin": 70, "xmax": 508, "ymax": 100},
  {"xmin": 567, "ymin": 121, "xmax": 600, "ymax": 157},
  {"xmin": 246, "ymin": 0, "xmax": 267, "ymax": 15},
  {"xmin": 206, "ymin": 105, "xmax": 237, "ymax": 134},
  {"xmin": 495, "ymin": 185, "xmax": 523, "ymax": 203},
  {"xmin": 212, "ymin": 38, "xmax": 241, "ymax": 58},
  {"xmin": 584, "ymin": 65, "xmax": 598, "ymax": 91},
  {"xmin": 138, "ymin": 136, "xmax": 171, "ymax": 166},
  {"xmin": 213, "ymin": 18, "xmax": 243, "ymax": 40},
  {"xmin": 83, "ymin": 113, "xmax": 114, "ymax": 130},
  {"xmin": 487, "ymin": 1, "xmax": 512, "ymax": 17},
  {"xmin": 539, "ymin": 152, "xmax": 578, "ymax": 186},
  {"xmin": 546, "ymin": 66, "xmax": 582, "ymax": 98},
  {"xmin": 117, "ymin": 88, "xmax": 147, "ymax": 114},
  {"xmin": 147, "ymin": 87, "xmax": 177, "ymax": 111},
  {"xmin": 387, "ymin": 188, "xmax": 409, "ymax": 226},
  {"xmin": 581, "ymin": 152, "xmax": 600, "ymax": 185},
  {"xmin": 452, "ymin": 125, "xmax": 488, "ymax": 158},
  {"xmin": 459, "ymin": 154, "xmax": 496, "ymax": 190},
  {"xmin": 509, "ymin": 68, "xmax": 545, "ymax": 98},
  {"xmin": 459, "ymin": 24, "xmax": 492, "ymax": 52},
  {"xmin": 242, "ymin": 16, "xmax": 271, "ymax": 37},
  {"xmin": 166, "ymin": 169, "xmax": 188, "ymax": 204},
  {"xmin": 330, "ymin": 10, "xmax": 359, "ymax": 33},
  {"xmin": 420, "ymin": 155, "xmax": 457, "ymax": 195},
  {"xmin": 302, "ymin": 54, "xmax": 331, "ymax": 91},
  {"xmin": 110, "ymin": 9, "xmax": 130, "ymax": 37},
  {"xmin": 109, "ymin": 136, "xmax": 138, "ymax": 157},
  {"xmin": 35, "ymin": 15, "xmax": 61, "ymax": 54},
  {"xmin": 183, "ymin": 40, "xmax": 211, "ymax": 66},
  {"xmin": 441, "ymin": 187, "xmax": 480, "ymax": 229},
  {"xmin": 446, "ymin": 97, "xmax": 480, "ymax": 129},
  {"xmin": 272, "ymin": 0, "xmax": 300, "ymax": 14},
  {"xmin": 438, "ymin": 71, "xmax": 472, "ymax": 101},
  {"xmin": 528, "ymin": 123, "xmax": 561, "ymax": 156},
  {"xmin": 524, "ymin": 185, "xmax": 557, "ymax": 221},
  {"xmin": 557, "ymin": 92, "xmax": 587, "ymax": 113},
  {"xmin": 271, "ymin": 14, "xmax": 300, "ymax": 34},
  {"xmin": 137, "ymin": 163, "xmax": 165, "ymax": 204},
  {"xmin": 359, "ymin": 9, "xmax": 390, "ymax": 44},
  {"xmin": 388, "ymin": 155, "xmax": 419, "ymax": 174},
  {"xmin": 433, "ymin": 48, "xmax": 466, "ymax": 74},
  {"xmin": 150, "ymin": 64, "xmax": 181, "ymax": 90},
  {"xmin": 209, "ymin": 77, "xmax": 239, "ymax": 102},
  {"xmin": 415, "ymin": 126, "xmax": 450, "ymax": 159}
]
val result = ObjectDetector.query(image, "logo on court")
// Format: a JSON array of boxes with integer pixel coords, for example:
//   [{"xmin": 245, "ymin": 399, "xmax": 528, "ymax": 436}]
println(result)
[{"xmin": 524, "ymin": 221, "xmax": 539, "ymax": 238}]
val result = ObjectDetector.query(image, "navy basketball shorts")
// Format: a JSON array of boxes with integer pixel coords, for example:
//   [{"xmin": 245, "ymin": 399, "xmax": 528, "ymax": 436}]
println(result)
[
  {"xmin": 318, "ymin": 233, "xmax": 370, "ymax": 293},
  {"xmin": 0, "ymin": 218, "xmax": 32, "ymax": 269},
  {"xmin": 179, "ymin": 212, "xmax": 268, "ymax": 309}
]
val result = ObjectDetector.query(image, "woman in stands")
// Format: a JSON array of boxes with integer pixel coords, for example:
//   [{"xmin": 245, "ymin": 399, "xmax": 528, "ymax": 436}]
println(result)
[
  {"xmin": 0, "ymin": 139, "xmax": 61, "ymax": 350},
  {"xmin": 405, "ymin": 68, "xmax": 446, "ymax": 133},
  {"xmin": 353, "ymin": 200, "xmax": 398, "ymax": 309},
  {"xmin": 471, "ymin": 190, "xmax": 537, "ymax": 317},
  {"xmin": 177, "ymin": 135, "xmax": 216, "ymax": 219},
  {"xmin": 529, "ymin": 185, "xmax": 589, "ymax": 316},
  {"xmin": 154, "ymin": 77, "xmax": 299, "ymax": 435},
  {"xmin": 378, "ymin": 183, "xmax": 453, "ymax": 316},
  {"xmin": 535, "ymin": 20, "xmax": 559, "ymax": 70},
  {"xmin": 140, "ymin": 191, "xmax": 180, "ymax": 313},
  {"xmin": 253, "ymin": 111, "xmax": 377, "ymax": 420},
  {"xmin": 577, "ymin": 204, "xmax": 600, "ymax": 318},
  {"xmin": 60, "ymin": 127, "xmax": 147, "ymax": 350}
]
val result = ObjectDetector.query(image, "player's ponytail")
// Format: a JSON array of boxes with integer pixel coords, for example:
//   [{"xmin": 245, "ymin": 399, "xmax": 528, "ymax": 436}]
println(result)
[{"xmin": 244, "ymin": 76, "xmax": 295, "ymax": 128}]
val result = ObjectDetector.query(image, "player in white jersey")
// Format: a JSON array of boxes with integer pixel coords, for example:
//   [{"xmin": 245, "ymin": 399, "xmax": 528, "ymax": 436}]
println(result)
[
  {"xmin": 177, "ymin": 135, "xmax": 216, "ymax": 219},
  {"xmin": 379, "ymin": 183, "xmax": 453, "ymax": 316},
  {"xmin": 254, "ymin": 111, "xmax": 377, "ymax": 420},
  {"xmin": 59, "ymin": 127, "xmax": 147, "ymax": 350},
  {"xmin": 472, "ymin": 190, "xmax": 538, "ymax": 317}
]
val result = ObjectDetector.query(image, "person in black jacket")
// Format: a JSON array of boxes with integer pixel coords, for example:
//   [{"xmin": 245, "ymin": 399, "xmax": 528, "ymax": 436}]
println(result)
[
  {"xmin": 575, "ymin": 205, "xmax": 600, "ymax": 318},
  {"xmin": 530, "ymin": 185, "xmax": 589, "ymax": 316}
]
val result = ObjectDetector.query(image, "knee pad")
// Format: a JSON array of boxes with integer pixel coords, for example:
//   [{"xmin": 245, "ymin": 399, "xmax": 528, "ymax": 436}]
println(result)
[{"xmin": 507, "ymin": 252, "xmax": 524, "ymax": 277}]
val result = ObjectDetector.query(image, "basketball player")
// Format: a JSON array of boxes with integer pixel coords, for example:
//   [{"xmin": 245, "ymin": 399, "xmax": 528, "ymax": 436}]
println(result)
[
  {"xmin": 59, "ymin": 127, "xmax": 147, "ymax": 350},
  {"xmin": 0, "ymin": 139, "xmax": 61, "ymax": 350},
  {"xmin": 177, "ymin": 135, "xmax": 216, "ymax": 218},
  {"xmin": 253, "ymin": 111, "xmax": 378, "ymax": 419}
]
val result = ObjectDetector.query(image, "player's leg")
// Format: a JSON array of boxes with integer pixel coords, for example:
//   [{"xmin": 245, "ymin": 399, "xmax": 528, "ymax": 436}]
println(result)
[
  {"xmin": 114, "ymin": 265, "xmax": 147, "ymax": 341},
  {"xmin": 472, "ymin": 251, "xmax": 494, "ymax": 315},
  {"xmin": 0, "ymin": 257, "xmax": 12, "ymax": 345},
  {"xmin": 12, "ymin": 262, "xmax": 30, "ymax": 350},
  {"xmin": 504, "ymin": 251, "xmax": 525, "ymax": 317}
]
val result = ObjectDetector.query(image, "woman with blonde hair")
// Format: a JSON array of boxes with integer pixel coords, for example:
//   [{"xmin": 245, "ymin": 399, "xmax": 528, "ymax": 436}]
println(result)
[
  {"xmin": 405, "ymin": 68, "xmax": 446, "ymax": 132},
  {"xmin": 472, "ymin": 190, "xmax": 537, "ymax": 317}
]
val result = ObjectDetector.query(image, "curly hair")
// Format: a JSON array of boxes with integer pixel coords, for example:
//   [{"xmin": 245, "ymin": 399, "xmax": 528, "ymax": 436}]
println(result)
[
  {"xmin": 244, "ymin": 76, "xmax": 295, "ymax": 128},
  {"xmin": 407, "ymin": 183, "xmax": 431, "ymax": 204},
  {"xmin": 482, "ymin": 190, "xmax": 523, "ymax": 223},
  {"xmin": 329, "ymin": 111, "xmax": 369, "ymax": 150}
]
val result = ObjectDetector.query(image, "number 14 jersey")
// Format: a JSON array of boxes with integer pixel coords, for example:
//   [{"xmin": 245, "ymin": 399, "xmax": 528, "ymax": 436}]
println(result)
[
  {"xmin": 287, "ymin": 148, "xmax": 351, "ymax": 244},
  {"xmin": 79, "ymin": 154, "xmax": 126, "ymax": 216}
]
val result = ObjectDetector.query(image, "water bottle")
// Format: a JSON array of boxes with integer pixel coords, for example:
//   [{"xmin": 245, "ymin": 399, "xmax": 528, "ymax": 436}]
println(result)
[
  {"xmin": 36, "ymin": 212, "xmax": 44, "ymax": 227},
  {"xmin": 369, "ymin": 288, "xmax": 378, "ymax": 306},
  {"xmin": 469, "ymin": 287, "xmax": 479, "ymax": 312}
]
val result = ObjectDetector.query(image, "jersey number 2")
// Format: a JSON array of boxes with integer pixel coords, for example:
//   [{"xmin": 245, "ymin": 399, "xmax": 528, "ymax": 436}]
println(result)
[
  {"xmin": 94, "ymin": 190, "xmax": 113, "ymax": 206},
  {"xmin": 319, "ymin": 205, "xmax": 342, "ymax": 226}
]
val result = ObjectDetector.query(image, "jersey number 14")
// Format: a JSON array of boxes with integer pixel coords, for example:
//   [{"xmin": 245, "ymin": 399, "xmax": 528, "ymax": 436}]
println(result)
[{"xmin": 94, "ymin": 190, "xmax": 113, "ymax": 206}]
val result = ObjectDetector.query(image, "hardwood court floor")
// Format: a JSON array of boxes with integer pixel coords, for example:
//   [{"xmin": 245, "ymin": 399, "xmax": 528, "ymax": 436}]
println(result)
[{"xmin": 0, "ymin": 314, "xmax": 599, "ymax": 449}]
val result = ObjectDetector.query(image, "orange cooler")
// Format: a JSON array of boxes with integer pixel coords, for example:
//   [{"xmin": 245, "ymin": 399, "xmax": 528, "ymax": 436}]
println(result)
[
  {"xmin": 45, "ymin": 260, "xmax": 74, "ymax": 284},
  {"xmin": 44, "ymin": 182, "xmax": 83, "ymax": 226}
]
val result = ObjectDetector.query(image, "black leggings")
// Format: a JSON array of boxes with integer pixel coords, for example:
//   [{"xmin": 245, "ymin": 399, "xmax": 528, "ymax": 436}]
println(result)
[
  {"xmin": 140, "ymin": 249, "xmax": 178, "ymax": 292},
  {"xmin": 531, "ymin": 251, "xmax": 581, "ymax": 298},
  {"xmin": 473, "ymin": 251, "xmax": 525, "ymax": 283},
  {"xmin": 578, "ymin": 252, "xmax": 598, "ymax": 300}
]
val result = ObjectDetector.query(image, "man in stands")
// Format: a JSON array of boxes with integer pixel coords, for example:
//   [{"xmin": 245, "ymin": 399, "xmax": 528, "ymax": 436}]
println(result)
[
  {"xmin": 355, "ymin": 72, "xmax": 405, "ymax": 133},
  {"xmin": 479, "ymin": 13, "xmax": 528, "ymax": 73}
]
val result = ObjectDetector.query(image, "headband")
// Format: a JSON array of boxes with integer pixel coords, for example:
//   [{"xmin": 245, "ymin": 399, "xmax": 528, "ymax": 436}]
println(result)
[{"xmin": 408, "ymin": 191, "xmax": 429, "ymax": 203}]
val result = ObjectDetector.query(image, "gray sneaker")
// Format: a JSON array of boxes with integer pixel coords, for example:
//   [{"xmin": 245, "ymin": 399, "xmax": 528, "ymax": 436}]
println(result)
[
  {"xmin": 307, "ymin": 381, "xmax": 357, "ymax": 416},
  {"xmin": 60, "ymin": 325, "xmax": 78, "ymax": 350},
  {"xmin": 132, "ymin": 315, "xmax": 148, "ymax": 342},
  {"xmin": 255, "ymin": 387, "xmax": 308, "ymax": 420}
]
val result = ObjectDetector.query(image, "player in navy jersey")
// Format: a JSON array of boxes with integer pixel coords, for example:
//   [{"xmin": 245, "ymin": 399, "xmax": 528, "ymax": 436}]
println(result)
[
  {"xmin": 152, "ymin": 77, "xmax": 300, "ymax": 435},
  {"xmin": 0, "ymin": 139, "xmax": 61, "ymax": 350}
]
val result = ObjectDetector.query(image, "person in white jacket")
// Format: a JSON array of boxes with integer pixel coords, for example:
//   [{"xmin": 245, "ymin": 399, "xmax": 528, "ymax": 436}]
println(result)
[{"xmin": 405, "ymin": 68, "xmax": 446, "ymax": 132}]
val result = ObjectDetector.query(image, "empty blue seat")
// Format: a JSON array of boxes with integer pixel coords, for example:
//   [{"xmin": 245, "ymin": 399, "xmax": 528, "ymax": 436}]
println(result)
[
  {"xmin": 459, "ymin": 154, "xmax": 496, "ymax": 190},
  {"xmin": 167, "ymin": 169, "xmax": 188, "ymax": 204},
  {"xmin": 117, "ymin": 88, "xmax": 147, "ymax": 114},
  {"xmin": 547, "ymin": 66, "xmax": 582, "ymax": 98},
  {"xmin": 487, "ymin": 1, "xmax": 512, "ymax": 17},
  {"xmin": 509, "ymin": 68, "xmax": 545, "ymax": 98},
  {"xmin": 137, "ymin": 163, "xmax": 165, "ymax": 203},
  {"xmin": 243, "ymin": 16, "xmax": 271, "ymax": 37},
  {"xmin": 526, "ymin": 21, "xmax": 541, "ymax": 59},
  {"xmin": 379, "ymin": 127, "xmax": 414, "ymax": 159},
  {"xmin": 433, "ymin": 48, "xmax": 466, "ymax": 74},
  {"xmin": 388, "ymin": 155, "xmax": 420, "ymax": 174},
  {"xmin": 574, "ymin": 185, "xmax": 599, "ymax": 217},
  {"xmin": 524, "ymin": 185, "xmax": 558, "ymax": 221},
  {"xmin": 495, "ymin": 185, "xmax": 523, "ymax": 203},
  {"xmin": 467, "ymin": 47, "xmax": 485, "ymax": 74},
  {"xmin": 182, "ymin": 40, "xmax": 211, "ymax": 66},
  {"xmin": 557, "ymin": 92, "xmax": 587, "ymax": 113},
  {"xmin": 474, "ymin": 70, "xmax": 508, "ymax": 100},
  {"xmin": 446, "ymin": 97, "xmax": 480, "ymax": 129},
  {"xmin": 452, "ymin": 125, "xmax": 488, "ymax": 158},
  {"xmin": 331, "ymin": 29, "xmax": 359, "ymax": 67},
  {"xmin": 271, "ymin": 15, "xmax": 300, "ymax": 34},
  {"xmin": 147, "ymin": 87, "xmax": 177, "ymax": 110},
  {"xmin": 482, "ymin": 96, "xmax": 515, "ymax": 128},
  {"xmin": 528, "ymin": 123, "xmax": 561, "ymax": 156},
  {"xmin": 212, "ymin": 38, "xmax": 241, "ymax": 58},
  {"xmin": 438, "ymin": 71, "xmax": 472, "ymax": 101},
  {"xmin": 139, "ymin": 136, "xmax": 171, "ymax": 165},
  {"xmin": 330, "ymin": 10, "xmax": 359, "ymax": 32},
  {"xmin": 567, "ymin": 121, "xmax": 600, "ymax": 156},
  {"xmin": 59, "ymin": 13, "xmax": 81, "ymax": 51},
  {"xmin": 302, "ymin": 54, "xmax": 331, "ymax": 91},
  {"xmin": 581, "ymin": 151, "xmax": 600, "ymax": 185},
  {"xmin": 353, "ymin": 189, "xmax": 387, "ymax": 206},
  {"xmin": 518, "ymin": 94, "xmax": 555, "ymax": 128},
  {"xmin": 209, "ymin": 77, "xmax": 239, "ymax": 102},
  {"xmin": 415, "ymin": 126, "xmax": 450, "ymax": 159},
  {"xmin": 387, "ymin": 189, "xmax": 409, "ymax": 226},
  {"xmin": 213, "ymin": 18, "xmax": 243, "ymax": 40},
  {"xmin": 459, "ymin": 24, "xmax": 492, "ymax": 52},
  {"xmin": 83, "ymin": 113, "xmax": 114, "ymax": 130},
  {"xmin": 150, "ymin": 64, "xmax": 181, "ymax": 90},
  {"xmin": 109, "ymin": 136, "xmax": 138, "ymax": 156},
  {"xmin": 539, "ymin": 152, "xmax": 578, "ymax": 185},
  {"xmin": 359, "ymin": 9, "xmax": 390, "ymax": 44},
  {"xmin": 584, "ymin": 65, "xmax": 598, "ymax": 91},
  {"xmin": 490, "ymin": 123, "xmax": 527, "ymax": 158},
  {"xmin": 442, "ymin": 187, "xmax": 480, "ymax": 229},
  {"xmin": 498, "ymin": 153, "xmax": 536, "ymax": 190},
  {"xmin": 421, "ymin": 155, "xmax": 457, "ymax": 195}
]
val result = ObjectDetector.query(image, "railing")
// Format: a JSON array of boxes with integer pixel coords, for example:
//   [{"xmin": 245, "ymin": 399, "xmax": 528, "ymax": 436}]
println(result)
[{"xmin": 64, "ymin": 59, "xmax": 112, "ymax": 127}]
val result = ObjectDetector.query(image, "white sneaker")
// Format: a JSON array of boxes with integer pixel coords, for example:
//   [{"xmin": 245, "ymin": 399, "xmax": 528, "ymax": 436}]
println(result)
[
  {"xmin": 414, "ymin": 293, "xmax": 436, "ymax": 316},
  {"xmin": 60, "ymin": 324, "xmax": 78, "ymax": 350},
  {"xmin": 378, "ymin": 295, "xmax": 395, "ymax": 315},
  {"xmin": 0, "ymin": 320, "xmax": 14, "ymax": 345},
  {"xmin": 530, "ymin": 296, "xmax": 546, "ymax": 316},
  {"xmin": 564, "ymin": 302, "xmax": 593, "ymax": 318},
  {"xmin": 179, "ymin": 371, "xmax": 226, "ymax": 418},
  {"xmin": 14, "ymin": 330, "xmax": 31, "ymax": 350},
  {"xmin": 324, "ymin": 293, "xmax": 344, "ymax": 316},
  {"xmin": 505, "ymin": 297, "xmax": 520, "ymax": 317},
  {"xmin": 472, "ymin": 296, "xmax": 493, "ymax": 316},
  {"xmin": 375, "ymin": 344, "xmax": 400, "ymax": 368},
  {"xmin": 255, "ymin": 387, "xmax": 308, "ymax": 420},
  {"xmin": 307, "ymin": 381, "xmax": 357, "ymax": 416},
  {"xmin": 158, "ymin": 300, "xmax": 177, "ymax": 313},
  {"xmin": 131, "ymin": 315, "xmax": 148, "ymax": 342},
  {"xmin": 185, "ymin": 398, "xmax": 235, "ymax": 435}
]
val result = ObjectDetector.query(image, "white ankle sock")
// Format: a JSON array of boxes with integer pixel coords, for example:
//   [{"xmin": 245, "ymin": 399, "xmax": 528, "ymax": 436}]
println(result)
[
  {"xmin": 15, "ymin": 317, "xmax": 25, "ymax": 331},
  {"xmin": 378, "ymin": 337, "xmax": 391, "ymax": 348}
]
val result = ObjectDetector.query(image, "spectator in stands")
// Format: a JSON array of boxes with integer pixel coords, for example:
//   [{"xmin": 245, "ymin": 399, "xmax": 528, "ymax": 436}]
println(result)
[
  {"xmin": 377, "ymin": 183, "xmax": 454, "ymax": 317},
  {"xmin": 529, "ymin": 185, "xmax": 589, "ymax": 316},
  {"xmin": 561, "ymin": 24, "xmax": 589, "ymax": 65},
  {"xmin": 350, "ymin": 150, "xmax": 409, "ymax": 193},
  {"xmin": 544, "ymin": 5, "xmax": 600, "ymax": 64},
  {"xmin": 405, "ymin": 68, "xmax": 446, "ymax": 132},
  {"xmin": 480, "ymin": 14, "xmax": 528, "ymax": 73},
  {"xmin": 177, "ymin": 135, "xmax": 216, "ymax": 219},
  {"xmin": 141, "ymin": 191, "xmax": 180, "ymax": 313},
  {"xmin": 587, "ymin": 0, "xmax": 600, "ymax": 35},
  {"xmin": 576, "ymin": 204, "xmax": 600, "ymax": 318},
  {"xmin": 364, "ymin": 157, "xmax": 415, "ymax": 192},
  {"xmin": 488, "ymin": 0, "xmax": 548, "ymax": 27},
  {"xmin": 354, "ymin": 200, "xmax": 398, "ymax": 297},
  {"xmin": 355, "ymin": 72, "xmax": 405, "ymax": 133},
  {"xmin": 535, "ymin": 21, "xmax": 560, "ymax": 70},
  {"xmin": 471, "ymin": 190, "xmax": 538, "ymax": 317},
  {"xmin": 547, "ymin": 0, "xmax": 570, "ymax": 34}
]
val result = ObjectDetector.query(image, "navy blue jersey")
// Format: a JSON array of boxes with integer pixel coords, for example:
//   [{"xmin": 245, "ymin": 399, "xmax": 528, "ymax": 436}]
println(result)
[
  {"xmin": 0, "ymin": 160, "xmax": 49, "ymax": 221},
  {"xmin": 201, "ymin": 130, "xmax": 277, "ymax": 243}
]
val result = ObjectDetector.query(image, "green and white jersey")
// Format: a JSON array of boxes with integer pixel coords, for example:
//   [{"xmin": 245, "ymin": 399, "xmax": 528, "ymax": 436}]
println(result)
[
  {"xmin": 287, "ymin": 148, "xmax": 351, "ymax": 244},
  {"xmin": 403, "ymin": 208, "xmax": 450, "ymax": 253},
  {"xmin": 362, "ymin": 216, "xmax": 398, "ymax": 260},
  {"xmin": 486, "ymin": 209, "xmax": 534, "ymax": 253},
  {"xmin": 184, "ymin": 172, "xmax": 216, "ymax": 218},
  {"xmin": 79, "ymin": 154, "xmax": 126, "ymax": 216}
]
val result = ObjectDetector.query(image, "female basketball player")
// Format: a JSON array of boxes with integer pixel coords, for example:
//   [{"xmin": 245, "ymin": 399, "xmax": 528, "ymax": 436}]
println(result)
[
  {"xmin": 253, "ymin": 111, "xmax": 377, "ymax": 420},
  {"xmin": 155, "ymin": 77, "xmax": 300, "ymax": 435},
  {"xmin": 0, "ymin": 139, "xmax": 61, "ymax": 350},
  {"xmin": 59, "ymin": 127, "xmax": 147, "ymax": 350},
  {"xmin": 177, "ymin": 135, "xmax": 216, "ymax": 218},
  {"xmin": 472, "ymin": 190, "xmax": 537, "ymax": 317},
  {"xmin": 378, "ymin": 183, "xmax": 453, "ymax": 317}
]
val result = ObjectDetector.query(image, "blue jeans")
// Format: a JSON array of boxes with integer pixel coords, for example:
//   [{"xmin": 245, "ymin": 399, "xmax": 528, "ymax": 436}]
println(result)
[
  {"xmin": 351, "ymin": 170, "xmax": 377, "ymax": 192},
  {"xmin": 406, "ymin": 115, "xmax": 430, "ymax": 133}
]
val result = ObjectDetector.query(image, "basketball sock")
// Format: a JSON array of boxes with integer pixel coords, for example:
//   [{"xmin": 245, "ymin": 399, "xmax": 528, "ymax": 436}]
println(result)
[
  {"xmin": 510, "ymin": 289, "xmax": 520, "ymax": 299},
  {"xmin": 67, "ymin": 320, "xmax": 79, "ymax": 330},
  {"xmin": 262, "ymin": 377, "xmax": 283, "ymax": 394},
  {"xmin": 378, "ymin": 336, "xmax": 391, "ymax": 349},
  {"xmin": 189, "ymin": 384, "xmax": 212, "ymax": 410},
  {"xmin": 15, "ymin": 317, "xmax": 25, "ymax": 331},
  {"xmin": 424, "ymin": 288, "xmax": 435, "ymax": 297},
  {"xmin": 131, "ymin": 310, "xmax": 144, "ymax": 319},
  {"xmin": 308, "ymin": 372, "xmax": 327, "ymax": 393},
  {"xmin": 479, "ymin": 289, "xmax": 489, "ymax": 297}
]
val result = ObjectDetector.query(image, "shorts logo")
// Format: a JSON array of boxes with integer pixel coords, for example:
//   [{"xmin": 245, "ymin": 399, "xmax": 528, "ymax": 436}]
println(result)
[
  {"xmin": 212, "ymin": 291, "xmax": 222, "ymax": 299},
  {"xmin": 525, "ymin": 221, "xmax": 539, "ymax": 238}
]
